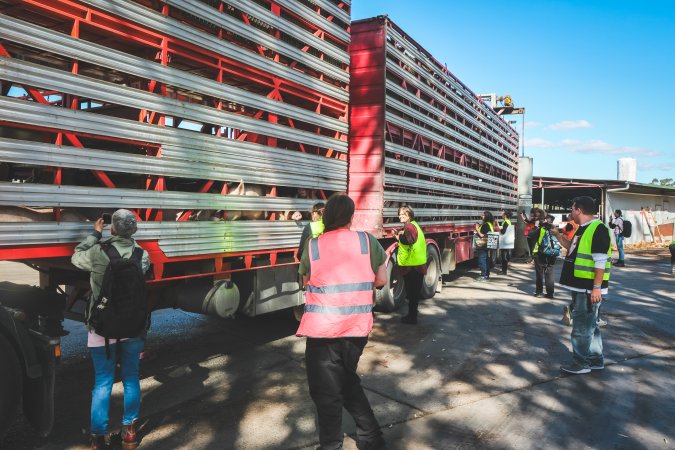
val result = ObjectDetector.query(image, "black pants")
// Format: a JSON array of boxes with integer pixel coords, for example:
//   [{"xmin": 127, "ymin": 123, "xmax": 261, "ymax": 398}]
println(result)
[
  {"xmin": 534, "ymin": 258, "xmax": 555, "ymax": 295},
  {"xmin": 500, "ymin": 249, "xmax": 511, "ymax": 273},
  {"xmin": 306, "ymin": 337, "xmax": 385, "ymax": 450},
  {"xmin": 403, "ymin": 269, "xmax": 424, "ymax": 318}
]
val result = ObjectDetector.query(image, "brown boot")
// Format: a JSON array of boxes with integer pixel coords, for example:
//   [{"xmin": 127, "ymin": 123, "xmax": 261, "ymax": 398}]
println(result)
[
  {"xmin": 121, "ymin": 422, "xmax": 139, "ymax": 450},
  {"xmin": 90, "ymin": 434, "xmax": 110, "ymax": 450}
]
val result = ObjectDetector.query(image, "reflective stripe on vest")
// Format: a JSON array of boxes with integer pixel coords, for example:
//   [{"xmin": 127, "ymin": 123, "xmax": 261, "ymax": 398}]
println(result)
[
  {"xmin": 573, "ymin": 220, "xmax": 611, "ymax": 281},
  {"xmin": 309, "ymin": 219, "xmax": 324, "ymax": 238},
  {"xmin": 397, "ymin": 221, "xmax": 427, "ymax": 267},
  {"xmin": 297, "ymin": 229, "xmax": 375, "ymax": 338}
]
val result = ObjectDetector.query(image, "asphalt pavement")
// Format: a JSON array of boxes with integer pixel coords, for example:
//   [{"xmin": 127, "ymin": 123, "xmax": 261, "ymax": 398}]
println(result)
[{"xmin": 1, "ymin": 250, "xmax": 673, "ymax": 450}]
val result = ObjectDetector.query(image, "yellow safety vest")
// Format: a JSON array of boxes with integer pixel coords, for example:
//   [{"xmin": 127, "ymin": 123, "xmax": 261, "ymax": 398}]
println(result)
[
  {"xmin": 532, "ymin": 228, "xmax": 546, "ymax": 255},
  {"xmin": 309, "ymin": 219, "xmax": 324, "ymax": 238},
  {"xmin": 397, "ymin": 221, "xmax": 427, "ymax": 266},
  {"xmin": 573, "ymin": 220, "xmax": 611, "ymax": 281}
]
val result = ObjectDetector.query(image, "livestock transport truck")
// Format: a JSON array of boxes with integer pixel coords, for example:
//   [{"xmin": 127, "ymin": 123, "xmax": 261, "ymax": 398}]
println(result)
[{"xmin": 0, "ymin": 0, "xmax": 518, "ymax": 438}]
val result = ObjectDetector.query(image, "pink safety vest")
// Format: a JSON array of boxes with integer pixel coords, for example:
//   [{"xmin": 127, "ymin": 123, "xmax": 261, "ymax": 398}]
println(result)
[{"xmin": 296, "ymin": 229, "xmax": 375, "ymax": 338}]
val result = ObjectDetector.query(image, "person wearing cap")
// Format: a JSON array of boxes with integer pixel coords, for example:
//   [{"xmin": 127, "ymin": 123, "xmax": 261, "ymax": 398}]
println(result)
[{"xmin": 71, "ymin": 209, "xmax": 150, "ymax": 450}]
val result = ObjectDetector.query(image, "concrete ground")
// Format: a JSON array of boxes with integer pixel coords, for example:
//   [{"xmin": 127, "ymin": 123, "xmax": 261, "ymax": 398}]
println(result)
[{"xmin": 1, "ymin": 250, "xmax": 673, "ymax": 450}]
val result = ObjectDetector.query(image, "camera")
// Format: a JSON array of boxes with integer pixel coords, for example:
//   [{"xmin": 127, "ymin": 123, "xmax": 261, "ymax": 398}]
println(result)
[{"xmin": 101, "ymin": 213, "xmax": 112, "ymax": 225}]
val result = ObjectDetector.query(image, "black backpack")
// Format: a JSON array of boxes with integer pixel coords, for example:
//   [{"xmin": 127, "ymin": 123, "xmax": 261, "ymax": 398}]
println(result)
[
  {"xmin": 87, "ymin": 243, "xmax": 148, "ymax": 355},
  {"xmin": 621, "ymin": 220, "xmax": 632, "ymax": 238}
]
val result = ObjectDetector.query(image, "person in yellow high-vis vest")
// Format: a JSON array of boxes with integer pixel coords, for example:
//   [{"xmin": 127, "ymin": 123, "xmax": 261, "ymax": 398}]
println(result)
[
  {"xmin": 296, "ymin": 202, "xmax": 325, "ymax": 261},
  {"xmin": 395, "ymin": 206, "xmax": 427, "ymax": 324},
  {"xmin": 552, "ymin": 196, "xmax": 611, "ymax": 375}
]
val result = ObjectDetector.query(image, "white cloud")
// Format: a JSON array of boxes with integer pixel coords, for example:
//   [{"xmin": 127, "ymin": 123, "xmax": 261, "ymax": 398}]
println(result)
[
  {"xmin": 638, "ymin": 162, "xmax": 673, "ymax": 172},
  {"xmin": 524, "ymin": 121, "xmax": 541, "ymax": 129},
  {"xmin": 525, "ymin": 138, "xmax": 660, "ymax": 157},
  {"xmin": 547, "ymin": 120, "xmax": 592, "ymax": 130}
]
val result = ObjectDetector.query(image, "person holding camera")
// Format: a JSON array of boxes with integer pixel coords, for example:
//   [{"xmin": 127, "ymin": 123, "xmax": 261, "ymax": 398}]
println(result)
[
  {"xmin": 475, "ymin": 211, "xmax": 496, "ymax": 281},
  {"xmin": 529, "ymin": 213, "xmax": 557, "ymax": 298},
  {"xmin": 551, "ymin": 196, "xmax": 611, "ymax": 375},
  {"xmin": 71, "ymin": 209, "xmax": 150, "ymax": 449}
]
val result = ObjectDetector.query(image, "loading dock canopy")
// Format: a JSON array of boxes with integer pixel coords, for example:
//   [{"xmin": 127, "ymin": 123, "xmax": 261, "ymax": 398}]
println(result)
[{"xmin": 532, "ymin": 176, "xmax": 675, "ymax": 219}]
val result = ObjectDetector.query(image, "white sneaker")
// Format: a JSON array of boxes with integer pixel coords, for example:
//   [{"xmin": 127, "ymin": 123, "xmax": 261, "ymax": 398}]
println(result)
[
  {"xmin": 562, "ymin": 306, "xmax": 572, "ymax": 326},
  {"xmin": 597, "ymin": 318, "xmax": 607, "ymax": 327}
]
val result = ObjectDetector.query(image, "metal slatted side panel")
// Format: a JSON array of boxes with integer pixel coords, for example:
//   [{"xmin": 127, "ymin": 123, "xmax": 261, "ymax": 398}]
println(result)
[
  {"xmin": 386, "ymin": 23, "xmax": 518, "ymax": 148},
  {"xmin": 0, "ymin": 16, "xmax": 345, "ymax": 131},
  {"xmin": 80, "ymin": 0, "xmax": 350, "ymax": 85},
  {"xmin": 376, "ymin": 18, "xmax": 518, "ymax": 226}
]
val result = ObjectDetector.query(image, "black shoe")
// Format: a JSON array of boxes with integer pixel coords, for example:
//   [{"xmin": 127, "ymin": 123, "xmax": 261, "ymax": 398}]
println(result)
[
  {"xmin": 614, "ymin": 261, "xmax": 625, "ymax": 267},
  {"xmin": 545, "ymin": 293, "xmax": 554, "ymax": 299},
  {"xmin": 400, "ymin": 315, "xmax": 417, "ymax": 324},
  {"xmin": 534, "ymin": 292, "xmax": 544, "ymax": 298}
]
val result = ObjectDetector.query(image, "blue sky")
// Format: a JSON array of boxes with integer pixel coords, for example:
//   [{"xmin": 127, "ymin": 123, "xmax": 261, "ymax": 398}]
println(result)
[{"xmin": 352, "ymin": 1, "xmax": 675, "ymax": 184}]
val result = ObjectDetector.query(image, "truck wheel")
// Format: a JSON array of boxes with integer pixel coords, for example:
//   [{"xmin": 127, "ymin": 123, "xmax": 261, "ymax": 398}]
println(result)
[
  {"xmin": 375, "ymin": 258, "xmax": 405, "ymax": 312},
  {"xmin": 421, "ymin": 245, "xmax": 441, "ymax": 299},
  {"xmin": 0, "ymin": 333, "xmax": 22, "ymax": 442}
]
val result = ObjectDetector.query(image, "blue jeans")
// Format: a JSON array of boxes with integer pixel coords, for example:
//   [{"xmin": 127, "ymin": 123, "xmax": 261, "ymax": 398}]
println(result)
[
  {"xmin": 90, "ymin": 337, "xmax": 144, "ymax": 435},
  {"xmin": 477, "ymin": 248, "xmax": 489, "ymax": 277},
  {"xmin": 570, "ymin": 292, "xmax": 603, "ymax": 368},
  {"xmin": 616, "ymin": 235, "xmax": 625, "ymax": 261}
]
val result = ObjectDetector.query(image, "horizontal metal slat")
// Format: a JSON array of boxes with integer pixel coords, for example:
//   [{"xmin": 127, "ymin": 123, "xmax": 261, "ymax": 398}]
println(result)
[
  {"xmin": 0, "ymin": 59, "xmax": 347, "ymax": 152},
  {"xmin": 167, "ymin": 0, "xmax": 349, "ymax": 64},
  {"xmin": 0, "ymin": 221, "xmax": 306, "ymax": 257},
  {"xmin": 0, "ymin": 138, "xmax": 347, "ymax": 190},
  {"xmin": 0, "ymin": 98, "xmax": 347, "ymax": 166},
  {"xmin": 0, "ymin": 15, "xmax": 346, "ymax": 132},
  {"xmin": 385, "ymin": 174, "xmax": 516, "ymax": 204},
  {"xmin": 384, "ymin": 192, "xmax": 515, "ymax": 211},
  {"xmin": 272, "ymin": 0, "xmax": 350, "ymax": 43},
  {"xmin": 72, "ymin": 2, "xmax": 350, "ymax": 101},
  {"xmin": 385, "ymin": 112, "xmax": 516, "ymax": 175},
  {"xmin": 386, "ymin": 141, "xmax": 515, "ymax": 190},
  {"xmin": 0, "ymin": 182, "xmax": 317, "ymax": 211},
  {"xmin": 303, "ymin": 0, "xmax": 350, "ymax": 24},
  {"xmin": 384, "ymin": 208, "xmax": 489, "ymax": 218},
  {"xmin": 385, "ymin": 157, "xmax": 507, "ymax": 198}
]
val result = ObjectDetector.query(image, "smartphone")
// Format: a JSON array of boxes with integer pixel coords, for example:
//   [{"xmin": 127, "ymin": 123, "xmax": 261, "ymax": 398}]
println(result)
[{"xmin": 101, "ymin": 213, "xmax": 112, "ymax": 225}]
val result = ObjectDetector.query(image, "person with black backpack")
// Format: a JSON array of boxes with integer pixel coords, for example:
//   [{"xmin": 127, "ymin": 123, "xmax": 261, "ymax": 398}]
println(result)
[
  {"xmin": 529, "ymin": 213, "xmax": 559, "ymax": 299},
  {"xmin": 609, "ymin": 209, "xmax": 626, "ymax": 267},
  {"xmin": 72, "ymin": 209, "xmax": 150, "ymax": 450}
]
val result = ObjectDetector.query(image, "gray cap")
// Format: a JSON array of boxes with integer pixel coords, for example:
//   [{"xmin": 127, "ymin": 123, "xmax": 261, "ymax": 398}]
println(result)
[{"xmin": 111, "ymin": 209, "xmax": 138, "ymax": 238}]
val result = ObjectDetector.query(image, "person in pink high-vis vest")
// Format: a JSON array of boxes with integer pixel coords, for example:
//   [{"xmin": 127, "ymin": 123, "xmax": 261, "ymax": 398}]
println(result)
[{"xmin": 297, "ymin": 193, "xmax": 388, "ymax": 450}]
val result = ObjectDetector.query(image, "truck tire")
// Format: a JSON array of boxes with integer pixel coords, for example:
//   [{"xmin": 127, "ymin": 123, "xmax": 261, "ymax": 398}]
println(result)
[
  {"xmin": 0, "ymin": 333, "xmax": 22, "ymax": 442},
  {"xmin": 375, "ymin": 258, "xmax": 405, "ymax": 312},
  {"xmin": 421, "ymin": 245, "xmax": 441, "ymax": 299}
]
